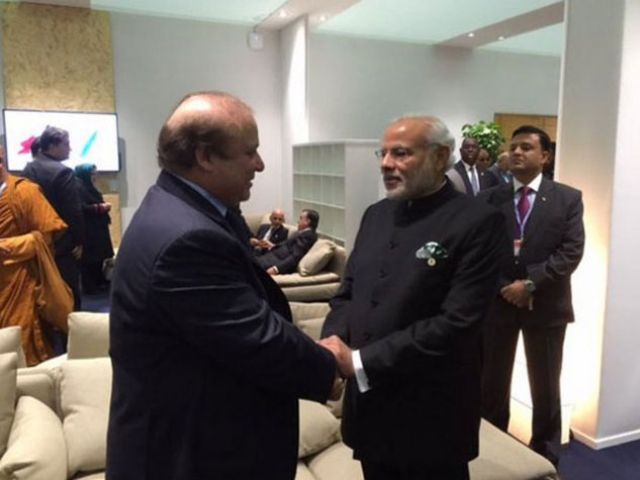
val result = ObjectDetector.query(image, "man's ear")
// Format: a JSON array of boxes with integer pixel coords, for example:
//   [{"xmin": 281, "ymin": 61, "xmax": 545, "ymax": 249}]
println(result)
[
  {"xmin": 195, "ymin": 146, "xmax": 217, "ymax": 172},
  {"xmin": 434, "ymin": 145, "xmax": 451, "ymax": 171}
]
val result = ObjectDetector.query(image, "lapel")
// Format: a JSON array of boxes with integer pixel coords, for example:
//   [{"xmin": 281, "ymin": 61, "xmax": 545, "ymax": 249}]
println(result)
[
  {"xmin": 454, "ymin": 161, "xmax": 473, "ymax": 195},
  {"xmin": 522, "ymin": 177, "xmax": 554, "ymax": 240}
]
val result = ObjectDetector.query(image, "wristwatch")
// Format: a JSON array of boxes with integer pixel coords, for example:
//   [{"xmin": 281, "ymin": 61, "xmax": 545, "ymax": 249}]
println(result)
[{"xmin": 523, "ymin": 279, "xmax": 536, "ymax": 292}]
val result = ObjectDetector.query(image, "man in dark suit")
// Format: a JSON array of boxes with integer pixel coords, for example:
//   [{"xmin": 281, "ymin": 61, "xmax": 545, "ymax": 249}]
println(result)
[
  {"xmin": 256, "ymin": 209, "xmax": 318, "ymax": 275},
  {"xmin": 479, "ymin": 125, "xmax": 585, "ymax": 466},
  {"xmin": 453, "ymin": 137, "xmax": 499, "ymax": 196},
  {"xmin": 320, "ymin": 116, "xmax": 506, "ymax": 480},
  {"xmin": 250, "ymin": 208, "xmax": 289, "ymax": 253},
  {"xmin": 23, "ymin": 127, "xmax": 84, "ymax": 311},
  {"xmin": 106, "ymin": 92, "xmax": 338, "ymax": 480}
]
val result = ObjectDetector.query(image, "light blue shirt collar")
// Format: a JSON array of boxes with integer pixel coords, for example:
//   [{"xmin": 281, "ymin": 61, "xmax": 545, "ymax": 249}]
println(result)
[{"xmin": 167, "ymin": 171, "xmax": 228, "ymax": 217}]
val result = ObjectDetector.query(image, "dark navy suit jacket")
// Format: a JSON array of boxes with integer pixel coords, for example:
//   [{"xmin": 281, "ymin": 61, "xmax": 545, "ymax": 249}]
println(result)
[
  {"xmin": 478, "ymin": 178, "xmax": 584, "ymax": 326},
  {"xmin": 106, "ymin": 170, "xmax": 335, "ymax": 480},
  {"xmin": 453, "ymin": 160, "xmax": 499, "ymax": 196}
]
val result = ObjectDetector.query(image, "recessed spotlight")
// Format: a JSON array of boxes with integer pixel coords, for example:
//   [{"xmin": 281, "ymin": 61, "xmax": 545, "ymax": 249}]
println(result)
[
  {"xmin": 498, "ymin": 35, "xmax": 505, "ymax": 41},
  {"xmin": 319, "ymin": 14, "xmax": 328, "ymax": 22},
  {"xmin": 279, "ymin": 9, "xmax": 288, "ymax": 18},
  {"xmin": 467, "ymin": 32, "xmax": 475, "ymax": 38}
]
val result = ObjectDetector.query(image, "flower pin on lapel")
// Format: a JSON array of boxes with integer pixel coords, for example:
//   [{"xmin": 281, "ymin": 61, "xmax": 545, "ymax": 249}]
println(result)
[{"xmin": 416, "ymin": 241, "xmax": 448, "ymax": 267}]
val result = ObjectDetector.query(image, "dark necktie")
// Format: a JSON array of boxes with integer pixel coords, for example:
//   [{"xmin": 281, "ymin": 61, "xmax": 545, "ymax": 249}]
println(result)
[
  {"xmin": 515, "ymin": 186, "xmax": 531, "ymax": 237},
  {"xmin": 226, "ymin": 208, "xmax": 252, "ymax": 251}
]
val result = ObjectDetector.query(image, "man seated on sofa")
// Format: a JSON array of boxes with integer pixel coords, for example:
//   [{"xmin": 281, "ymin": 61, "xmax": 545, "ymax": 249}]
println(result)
[
  {"xmin": 250, "ymin": 208, "xmax": 289, "ymax": 254},
  {"xmin": 256, "ymin": 209, "xmax": 318, "ymax": 275}
]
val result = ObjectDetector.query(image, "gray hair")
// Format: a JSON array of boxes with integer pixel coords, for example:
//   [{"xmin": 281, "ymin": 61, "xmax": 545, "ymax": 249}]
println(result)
[{"xmin": 393, "ymin": 115, "xmax": 455, "ymax": 168}]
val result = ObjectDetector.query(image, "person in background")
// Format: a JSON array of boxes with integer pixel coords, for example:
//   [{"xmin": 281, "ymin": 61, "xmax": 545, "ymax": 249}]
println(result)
[
  {"xmin": 23, "ymin": 126, "xmax": 84, "ymax": 312},
  {"xmin": 479, "ymin": 125, "xmax": 584, "ymax": 467},
  {"xmin": 255, "ymin": 209, "xmax": 318, "ymax": 275},
  {"xmin": 0, "ymin": 145, "xmax": 72, "ymax": 365},
  {"xmin": 452, "ymin": 137, "xmax": 499, "ymax": 196},
  {"xmin": 489, "ymin": 151, "xmax": 512, "ymax": 184},
  {"xmin": 320, "ymin": 116, "xmax": 506, "ymax": 480},
  {"xmin": 74, "ymin": 163, "xmax": 114, "ymax": 294},
  {"xmin": 250, "ymin": 208, "xmax": 289, "ymax": 254},
  {"xmin": 106, "ymin": 91, "xmax": 338, "ymax": 480},
  {"xmin": 477, "ymin": 148, "xmax": 491, "ymax": 170}
]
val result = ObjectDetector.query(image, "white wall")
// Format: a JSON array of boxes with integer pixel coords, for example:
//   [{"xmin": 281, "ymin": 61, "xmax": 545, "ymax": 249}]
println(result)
[
  {"xmin": 110, "ymin": 13, "xmax": 283, "ymax": 226},
  {"xmin": 308, "ymin": 33, "xmax": 561, "ymax": 145},
  {"xmin": 557, "ymin": 0, "xmax": 640, "ymax": 448}
]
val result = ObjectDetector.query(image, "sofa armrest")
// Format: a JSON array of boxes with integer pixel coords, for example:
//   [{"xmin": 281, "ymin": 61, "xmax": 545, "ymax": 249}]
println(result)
[{"xmin": 0, "ymin": 396, "xmax": 67, "ymax": 480}]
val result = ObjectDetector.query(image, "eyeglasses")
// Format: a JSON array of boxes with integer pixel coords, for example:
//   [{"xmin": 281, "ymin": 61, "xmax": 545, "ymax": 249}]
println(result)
[{"xmin": 374, "ymin": 143, "xmax": 440, "ymax": 162}]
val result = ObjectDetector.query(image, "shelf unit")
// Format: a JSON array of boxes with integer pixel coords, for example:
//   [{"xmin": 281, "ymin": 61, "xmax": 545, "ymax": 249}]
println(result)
[{"xmin": 292, "ymin": 140, "xmax": 380, "ymax": 251}]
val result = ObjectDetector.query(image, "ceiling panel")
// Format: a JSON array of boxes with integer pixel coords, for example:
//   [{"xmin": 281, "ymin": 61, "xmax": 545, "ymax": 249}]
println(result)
[
  {"xmin": 316, "ymin": 0, "xmax": 561, "ymax": 44},
  {"xmin": 480, "ymin": 23, "xmax": 565, "ymax": 56},
  {"xmin": 3, "ymin": 0, "xmax": 565, "ymax": 56},
  {"xmin": 90, "ymin": 0, "xmax": 285, "ymax": 25}
]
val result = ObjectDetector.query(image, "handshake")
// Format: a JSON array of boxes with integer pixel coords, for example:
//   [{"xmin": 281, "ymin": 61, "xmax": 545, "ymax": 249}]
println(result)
[{"xmin": 318, "ymin": 335, "xmax": 355, "ymax": 401}]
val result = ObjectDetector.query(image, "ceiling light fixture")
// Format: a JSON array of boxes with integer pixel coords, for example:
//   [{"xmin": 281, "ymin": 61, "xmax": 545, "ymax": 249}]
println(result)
[
  {"xmin": 279, "ymin": 9, "xmax": 288, "ymax": 18},
  {"xmin": 467, "ymin": 32, "xmax": 475, "ymax": 38},
  {"xmin": 498, "ymin": 36, "xmax": 505, "ymax": 41},
  {"xmin": 319, "ymin": 14, "xmax": 328, "ymax": 22}
]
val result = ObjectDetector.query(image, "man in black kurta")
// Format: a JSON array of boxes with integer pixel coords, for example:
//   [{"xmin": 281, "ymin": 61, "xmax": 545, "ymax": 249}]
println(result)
[{"xmin": 321, "ymin": 116, "xmax": 507, "ymax": 480}]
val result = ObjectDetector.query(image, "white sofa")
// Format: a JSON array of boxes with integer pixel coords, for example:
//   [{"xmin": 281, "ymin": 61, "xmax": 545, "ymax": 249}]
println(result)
[{"xmin": 0, "ymin": 310, "xmax": 558, "ymax": 480}]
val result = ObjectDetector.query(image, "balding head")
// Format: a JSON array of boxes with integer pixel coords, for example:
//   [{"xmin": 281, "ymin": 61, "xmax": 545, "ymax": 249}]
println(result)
[{"xmin": 157, "ymin": 91, "xmax": 255, "ymax": 173}]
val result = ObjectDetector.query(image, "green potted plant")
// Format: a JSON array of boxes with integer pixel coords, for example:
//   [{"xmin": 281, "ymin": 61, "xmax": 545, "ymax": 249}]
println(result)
[{"xmin": 461, "ymin": 121, "xmax": 505, "ymax": 165}]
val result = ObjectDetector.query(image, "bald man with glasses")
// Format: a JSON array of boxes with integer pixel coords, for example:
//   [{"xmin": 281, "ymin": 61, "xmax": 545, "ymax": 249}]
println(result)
[{"xmin": 320, "ymin": 116, "xmax": 507, "ymax": 480}]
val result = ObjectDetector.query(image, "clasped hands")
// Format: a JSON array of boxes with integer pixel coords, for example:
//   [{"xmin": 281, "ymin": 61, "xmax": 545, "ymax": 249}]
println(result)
[
  {"xmin": 318, "ymin": 335, "xmax": 355, "ymax": 401},
  {"xmin": 500, "ymin": 280, "xmax": 531, "ymax": 309}
]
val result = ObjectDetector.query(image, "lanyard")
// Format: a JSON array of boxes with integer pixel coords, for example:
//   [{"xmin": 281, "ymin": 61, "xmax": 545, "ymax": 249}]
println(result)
[{"xmin": 515, "ymin": 189, "xmax": 534, "ymax": 239}]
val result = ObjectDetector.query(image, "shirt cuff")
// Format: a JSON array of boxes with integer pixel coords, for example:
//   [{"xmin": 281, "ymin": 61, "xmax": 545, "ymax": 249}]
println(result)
[{"xmin": 352, "ymin": 350, "xmax": 371, "ymax": 393}]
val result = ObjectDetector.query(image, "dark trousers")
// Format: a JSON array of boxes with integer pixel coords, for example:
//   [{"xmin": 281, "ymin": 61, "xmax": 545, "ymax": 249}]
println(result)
[
  {"xmin": 55, "ymin": 253, "xmax": 81, "ymax": 310},
  {"xmin": 481, "ymin": 321, "xmax": 566, "ymax": 465},
  {"xmin": 361, "ymin": 460, "xmax": 469, "ymax": 480}
]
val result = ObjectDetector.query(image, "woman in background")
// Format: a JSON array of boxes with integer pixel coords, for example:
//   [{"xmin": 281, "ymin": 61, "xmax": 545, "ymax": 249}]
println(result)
[{"xmin": 74, "ymin": 163, "xmax": 114, "ymax": 294}]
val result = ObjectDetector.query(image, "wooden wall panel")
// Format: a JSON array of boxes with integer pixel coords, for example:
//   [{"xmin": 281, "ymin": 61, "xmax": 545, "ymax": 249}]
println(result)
[
  {"xmin": 495, "ymin": 113, "xmax": 558, "ymax": 142},
  {"xmin": 2, "ymin": 2, "xmax": 115, "ymax": 112}
]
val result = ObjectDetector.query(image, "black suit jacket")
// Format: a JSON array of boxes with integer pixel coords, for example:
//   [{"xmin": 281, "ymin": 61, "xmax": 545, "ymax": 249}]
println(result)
[
  {"xmin": 322, "ymin": 181, "xmax": 506, "ymax": 466},
  {"xmin": 22, "ymin": 156, "xmax": 84, "ymax": 255},
  {"xmin": 453, "ymin": 160, "xmax": 499, "ymax": 196},
  {"xmin": 256, "ymin": 223, "xmax": 289, "ymax": 245},
  {"xmin": 106, "ymin": 170, "xmax": 335, "ymax": 480},
  {"xmin": 478, "ymin": 178, "xmax": 584, "ymax": 326},
  {"xmin": 256, "ymin": 228, "xmax": 317, "ymax": 274}
]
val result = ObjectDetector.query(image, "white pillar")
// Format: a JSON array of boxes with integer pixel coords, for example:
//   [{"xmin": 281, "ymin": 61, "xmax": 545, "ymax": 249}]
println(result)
[
  {"xmin": 557, "ymin": 0, "xmax": 640, "ymax": 448},
  {"xmin": 280, "ymin": 17, "xmax": 309, "ymax": 216}
]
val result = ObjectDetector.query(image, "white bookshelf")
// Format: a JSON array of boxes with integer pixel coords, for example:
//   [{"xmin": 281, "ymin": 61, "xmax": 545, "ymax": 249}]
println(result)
[{"xmin": 292, "ymin": 140, "xmax": 380, "ymax": 251}]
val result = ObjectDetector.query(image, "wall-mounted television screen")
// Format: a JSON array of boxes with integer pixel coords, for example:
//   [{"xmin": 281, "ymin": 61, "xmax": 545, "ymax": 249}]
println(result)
[{"xmin": 3, "ymin": 109, "xmax": 120, "ymax": 172}]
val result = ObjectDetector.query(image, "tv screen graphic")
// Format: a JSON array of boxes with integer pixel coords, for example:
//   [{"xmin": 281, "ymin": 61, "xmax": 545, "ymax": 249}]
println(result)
[{"xmin": 3, "ymin": 109, "xmax": 120, "ymax": 172}]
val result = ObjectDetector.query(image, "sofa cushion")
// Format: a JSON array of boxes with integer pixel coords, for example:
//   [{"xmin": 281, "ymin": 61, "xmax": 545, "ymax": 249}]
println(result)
[
  {"xmin": 469, "ymin": 420, "xmax": 557, "ymax": 480},
  {"xmin": 0, "ymin": 352, "xmax": 17, "ymax": 457},
  {"xmin": 295, "ymin": 462, "xmax": 316, "ymax": 480},
  {"xmin": 0, "ymin": 326, "xmax": 27, "ymax": 368},
  {"xmin": 0, "ymin": 395, "xmax": 67, "ymax": 480},
  {"xmin": 295, "ymin": 317, "xmax": 325, "ymax": 341},
  {"xmin": 67, "ymin": 312, "xmax": 110, "ymax": 359},
  {"xmin": 16, "ymin": 367, "xmax": 58, "ymax": 412},
  {"xmin": 298, "ymin": 239, "xmax": 336, "ymax": 276},
  {"xmin": 307, "ymin": 442, "xmax": 363, "ymax": 480},
  {"xmin": 298, "ymin": 400, "xmax": 340, "ymax": 459},
  {"xmin": 274, "ymin": 272, "xmax": 340, "ymax": 287},
  {"xmin": 290, "ymin": 302, "xmax": 331, "ymax": 321},
  {"xmin": 59, "ymin": 358, "xmax": 112, "ymax": 477}
]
